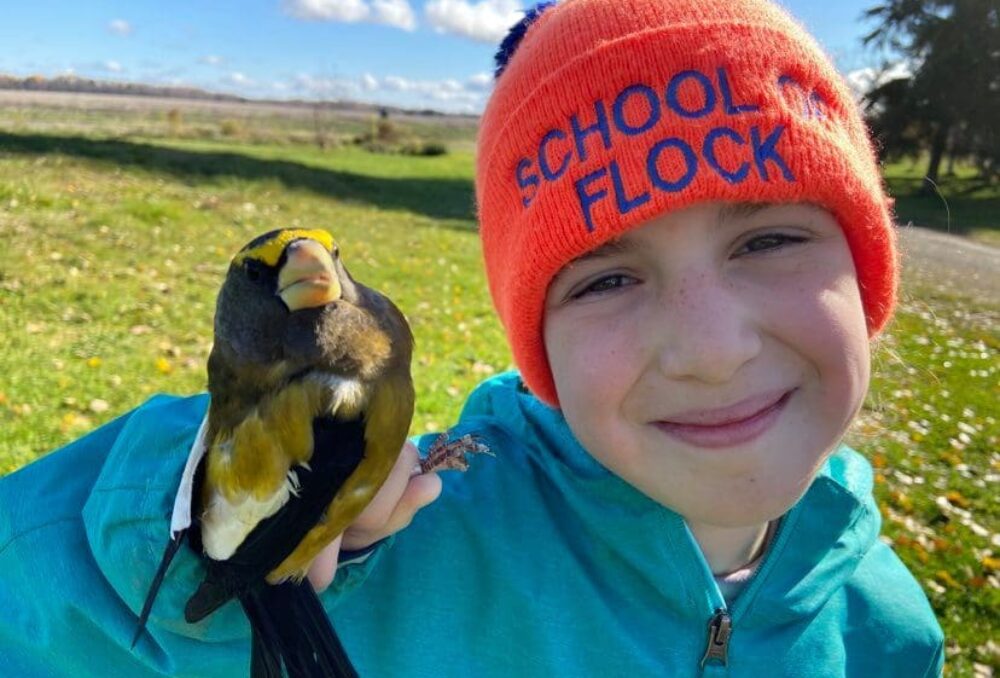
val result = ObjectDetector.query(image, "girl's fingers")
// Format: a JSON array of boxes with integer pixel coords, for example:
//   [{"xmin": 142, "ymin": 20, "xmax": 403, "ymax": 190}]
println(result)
[
  {"xmin": 383, "ymin": 472, "xmax": 442, "ymax": 535},
  {"xmin": 351, "ymin": 442, "xmax": 421, "ymax": 531},
  {"xmin": 307, "ymin": 534, "xmax": 343, "ymax": 593},
  {"xmin": 342, "ymin": 470, "xmax": 442, "ymax": 550},
  {"xmin": 322, "ymin": 442, "xmax": 444, "ymax": 563}
]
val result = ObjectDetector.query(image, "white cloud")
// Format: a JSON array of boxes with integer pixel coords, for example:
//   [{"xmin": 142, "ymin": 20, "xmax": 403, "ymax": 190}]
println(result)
[
  {"xmin": 227, "ymin": 72, "xmax": 256, "ymax": 86},
  {"xmin": 103, "ymin": 60, "xmax": 123, "ymax": 73},
  {"xmin": 465, "ymin": 71, "xmax": 493, "ymax": 90},
  {"xmin": 108, "ymin": 19, "xmax": 132, "ymax": 36},
  {"xmin": 846, "ymin": 61, "xmax": 913, "ymax": 99},
  {"xmin": 294, "ymin": 73, "xmax": 362, "ymax": 97},
  {"xmin": 200, "ymin": 55, "xmax": 224, "ymax": 66},
  {"xmin": 283, "ymin": 0, "xmax": 370, "ymax": 21},
  {"xmin": 284, "ymin": 71, "xmax": 489, "ymax": 111},
  {"xmin": 282, "ymin": 0, "xmax": 417, "ymax": 29},
  {"xmin": 382, "ymin": 74, "xmax": 412, "ymax": 91},
  {"xmin": 372, "ymin": 0, "xmax": 417, "ymax": 30},
  {"xmin": 424, "ymin": 0, "xmax": 522, "ymax": 43}
]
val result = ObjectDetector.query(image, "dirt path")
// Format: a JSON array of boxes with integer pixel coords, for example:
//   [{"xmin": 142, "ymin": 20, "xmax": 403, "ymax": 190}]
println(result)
[{"xmin": 898, "ymin": 225, "xmax": 1000, "ymax": 306}]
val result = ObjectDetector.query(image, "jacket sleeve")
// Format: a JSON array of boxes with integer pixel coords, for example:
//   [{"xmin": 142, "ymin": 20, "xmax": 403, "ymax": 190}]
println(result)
[
  {"xmin": 922, "ymin": 640, "xmax": 944, "ymax": 678},
  {"xmin": 0, "ymin": 409, "xmax": 164, "ymax": 677},
  {"xmin": 84, "ymin": 394, "xmax": 396, "ymax": 644},
  {"xmin": 1, "ymin": 394, "xmax": 394, "ymax": 677}
]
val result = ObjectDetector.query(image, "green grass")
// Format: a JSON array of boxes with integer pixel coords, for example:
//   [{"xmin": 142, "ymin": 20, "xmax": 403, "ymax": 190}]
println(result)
[
  {"xmin": 0, "ymin": 101, "xmax": 479, "ymax": 152},
  {"xmin": 1, "ymin": 118, "xmax": 997, "ymax": 675},
  {"xmin": 0, "ymin": 129, "xmax": 509, "ymax": 470},
  {"xmin": 884, "ymin": 159, "xmax": 1000, "ymax": 247},
  {"xmin": 847, "ymin": 288, "xmax": 999, "ymax": 675}
]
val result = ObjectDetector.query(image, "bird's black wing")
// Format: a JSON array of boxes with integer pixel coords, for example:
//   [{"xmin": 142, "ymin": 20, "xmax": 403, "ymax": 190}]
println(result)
[{"xmin": 185, "ymin": 414, "xmax": 367, "ymax": 622}]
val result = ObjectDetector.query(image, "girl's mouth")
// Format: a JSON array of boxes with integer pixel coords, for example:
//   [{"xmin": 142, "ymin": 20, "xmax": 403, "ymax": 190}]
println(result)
[{"xmin": 652, "ymin": 389, "xmax": 795, "ymax": 449}]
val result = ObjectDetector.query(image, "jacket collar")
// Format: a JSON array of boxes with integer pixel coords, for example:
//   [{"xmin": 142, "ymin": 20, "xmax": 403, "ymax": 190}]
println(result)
[{"xmin": 455, "ymin": 372, "xmax": 880, "ymax": 624}]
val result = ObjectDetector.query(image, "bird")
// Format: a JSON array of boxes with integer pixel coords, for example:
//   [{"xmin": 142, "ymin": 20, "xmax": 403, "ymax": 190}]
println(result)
[{"xmin": 133, "ymin": 228, "xmax": 415, "ymax": 678}]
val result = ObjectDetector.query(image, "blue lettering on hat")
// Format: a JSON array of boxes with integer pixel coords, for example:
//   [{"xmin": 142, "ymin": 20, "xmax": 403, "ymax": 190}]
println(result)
[
  {"xmin": 717, "ymin": 67, "xmax": 760, "ymax": 115},
  {"xmin": 609, "ymin": 159, "xmax": 651, "ymax": 214},
  {"xmin": 777, "ymin": 75, "xmax": 832, "ymax": 121},
  {"xmin": 703, "ymin": 127, "xmax": 750, "ymax": 184},
  {"xmin": 809, "ymin": 91, "xmax": 827, "ymax": 119},
  {"xmin": 750, "ymin": 125, "xmax": 795, "ymax": 182},
  {"xmin": 575, "ymin": 167, "xmax": 609, "ymax": 232},
  {"xmin": 612, "ymin": 84, "xmax": 661, "ymax": 136},
  {"xmin": 539, "ymin": 129, "xmax": 571, "ymax": 181},
  {"xmin": 647, "ymin": 137, "xmax": 698, "ymax": 192},
  {"xmin": 517, "ymin": 157, "xmax": 540, "ymax": 207},
  {"xmin": 666, "ymin": 70, "xmax": 716, "ymax": 119},
  {"xmin": 571, "ymin": 100, "xmax": 612, "ymax": 163}
]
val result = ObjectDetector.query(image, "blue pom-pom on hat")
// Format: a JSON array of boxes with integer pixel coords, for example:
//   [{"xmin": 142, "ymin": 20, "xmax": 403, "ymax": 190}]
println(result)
[{"xmin": 493, "ymin": 2, "xmax": 558, "ymax": 79}]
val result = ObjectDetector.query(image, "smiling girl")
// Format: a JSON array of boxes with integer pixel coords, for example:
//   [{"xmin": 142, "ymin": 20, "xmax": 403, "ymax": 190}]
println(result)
[{"xmin": 0, "ymin": 1, "xmax": 944, "ymax": 676}]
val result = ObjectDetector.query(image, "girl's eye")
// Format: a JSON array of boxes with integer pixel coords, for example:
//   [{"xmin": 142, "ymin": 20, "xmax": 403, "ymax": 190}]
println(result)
[
  {"xmin": 736, "ymin": 232, "xmax": 807, "ymax": 256},
  {"xmin": 571, "ymin": 274, "xmax": 637, "ymax": 299}
]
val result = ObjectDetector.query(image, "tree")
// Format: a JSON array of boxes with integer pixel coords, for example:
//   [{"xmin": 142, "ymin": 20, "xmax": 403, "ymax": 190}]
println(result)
[{"xmin": 863, "ymin": 0, "xmax": 1000, "ymax": 186}]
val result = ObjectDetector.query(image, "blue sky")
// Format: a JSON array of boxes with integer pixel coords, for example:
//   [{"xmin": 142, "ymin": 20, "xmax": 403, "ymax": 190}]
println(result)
[{"xmin": 0, "ymin": 0, "xmax": 890, "ymax": 113}]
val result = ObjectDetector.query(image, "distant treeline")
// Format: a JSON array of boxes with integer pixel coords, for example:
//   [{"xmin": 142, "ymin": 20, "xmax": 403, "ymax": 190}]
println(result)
[
  {"xmin": 0, "ymin": 74, "xmax": 245, "ymax": 102},
  {"xmin": 0, "ymin": 74, "xmax": 463, "ymax": 120}
]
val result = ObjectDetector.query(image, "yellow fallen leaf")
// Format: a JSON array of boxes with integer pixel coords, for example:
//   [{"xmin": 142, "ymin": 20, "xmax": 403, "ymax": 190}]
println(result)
[
  {"xmin": 155, "ymin": 357, "xmax": 173, "ymax": 374},
  {"xmin": 890, "ymin": 490, "xmax": 912, "ymax": 512},
  {"xmin": 946, "ymin": 491, "xmax": 970, "ymax": 509},
  {"xmin": 60, "ymin": 411, "xmax": 91, "ymax": 433},
  {"xmin": 941, "ymin": 452, "xmax": 963, "ymax": 467},
  {"xmin": 935, "ymin": 570, "xmax": 961, "ymax": 589},
  {"xmin": 982, "ymin": 556, "xmax": 1000, "ymax": 572}
]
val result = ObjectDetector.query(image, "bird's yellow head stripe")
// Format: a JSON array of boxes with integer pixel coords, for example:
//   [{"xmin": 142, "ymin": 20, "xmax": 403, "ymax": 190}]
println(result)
[{"xmin": 232, "ymin": 229, "xmax": 337, "ymax": 267}]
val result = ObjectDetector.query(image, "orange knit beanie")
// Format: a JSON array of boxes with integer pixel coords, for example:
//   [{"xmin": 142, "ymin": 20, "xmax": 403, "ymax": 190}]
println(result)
[{"xmin": 476, "ymin": 0, "xmax": 897, "ymax": 407}]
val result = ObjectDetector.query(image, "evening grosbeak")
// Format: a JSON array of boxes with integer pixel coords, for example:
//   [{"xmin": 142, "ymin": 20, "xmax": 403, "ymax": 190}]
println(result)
[{"xmin": 134, "ymin": 228, "xmax": 416, "ymax": 677}]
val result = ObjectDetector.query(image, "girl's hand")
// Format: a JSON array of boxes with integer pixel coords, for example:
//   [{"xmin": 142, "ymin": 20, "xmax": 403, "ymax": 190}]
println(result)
[{"xmin": 307, "ymin": 441, "xmax": 441, "ymax": 591}]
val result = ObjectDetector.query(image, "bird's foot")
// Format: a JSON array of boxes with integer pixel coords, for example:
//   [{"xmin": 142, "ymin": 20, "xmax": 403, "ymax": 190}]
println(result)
[{"xmin": 419, "ymin": 433, "xmax": 493, "ymax": 473}]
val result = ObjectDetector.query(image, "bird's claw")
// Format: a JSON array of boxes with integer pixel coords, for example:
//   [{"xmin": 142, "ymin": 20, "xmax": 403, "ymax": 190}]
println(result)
[{"xmin": 418, "ymin": 433, "xmax": 493, "ymax": 474}]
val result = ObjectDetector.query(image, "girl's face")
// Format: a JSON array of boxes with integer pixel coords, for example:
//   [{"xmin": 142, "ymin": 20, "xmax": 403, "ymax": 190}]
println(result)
[{"xmin": 543, "ymin": 201, "xmax": 871, "ymax": 527}]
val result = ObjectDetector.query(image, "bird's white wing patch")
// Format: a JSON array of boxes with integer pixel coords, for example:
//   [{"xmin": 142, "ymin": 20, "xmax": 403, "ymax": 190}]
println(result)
[
  {"xmin": 169, "ymin": 373, "xmax": 367, "ymax": 557},
  {"xmin": 200, "ymin": 482, "xmax": 294, "ymax": 561}
]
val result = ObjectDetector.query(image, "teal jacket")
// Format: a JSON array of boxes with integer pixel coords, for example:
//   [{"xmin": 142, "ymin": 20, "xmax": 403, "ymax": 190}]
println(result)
[{"xmin": 0, "ymin": 373, "xmax": 943, "ymax": 677}]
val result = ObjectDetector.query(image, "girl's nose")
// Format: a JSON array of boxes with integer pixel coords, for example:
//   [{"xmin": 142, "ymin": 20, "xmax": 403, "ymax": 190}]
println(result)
[{"xmin": 653, "ymin": 273, "xmax": 762, "ymax": 384}]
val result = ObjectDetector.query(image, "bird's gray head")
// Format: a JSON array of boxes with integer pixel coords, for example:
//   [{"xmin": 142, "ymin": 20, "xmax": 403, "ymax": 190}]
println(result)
[{"xmin": 210, "ymin": 229, "xmax": 360, "ymax": 386}]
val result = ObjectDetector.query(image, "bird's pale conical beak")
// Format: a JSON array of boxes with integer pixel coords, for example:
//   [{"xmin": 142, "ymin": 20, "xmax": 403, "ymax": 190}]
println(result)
[{"xmin": 277, "ymin": 239, "xmax": 342, "ymax": 311}]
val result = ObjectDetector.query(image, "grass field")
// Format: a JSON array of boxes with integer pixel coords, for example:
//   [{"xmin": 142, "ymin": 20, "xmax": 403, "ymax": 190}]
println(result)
[
  {"xmin": 0, "ymin": 102, "xmax": 997, "ymax": 675},
  {"xmin": 884, "ymin": 159, "xmax": 1000, "ymax": 248}
]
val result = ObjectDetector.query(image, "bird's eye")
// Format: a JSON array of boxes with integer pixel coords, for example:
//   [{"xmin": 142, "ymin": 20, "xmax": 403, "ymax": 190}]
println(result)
[{"xmin": 244, "ymin": 260, "xmax": 265, "ymax": 283}]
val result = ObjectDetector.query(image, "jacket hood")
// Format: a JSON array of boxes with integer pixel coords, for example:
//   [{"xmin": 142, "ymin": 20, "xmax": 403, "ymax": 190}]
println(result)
[{"xmin": 446, "ymin": 372, "xmax": 882, "ymax": 625}]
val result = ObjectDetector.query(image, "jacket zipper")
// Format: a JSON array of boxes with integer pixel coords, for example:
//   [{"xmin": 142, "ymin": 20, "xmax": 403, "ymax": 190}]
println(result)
[
  {"xmin": 694, "ymin": 514, "xmax": 796, "ymax": 673},
  {"xmin": 700, "ymin": 608, "xmax": 732, "ymax": 668}
]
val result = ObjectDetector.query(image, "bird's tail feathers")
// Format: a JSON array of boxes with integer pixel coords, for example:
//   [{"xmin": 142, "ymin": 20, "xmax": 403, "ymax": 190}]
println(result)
[
  {"xmin": 185, "ymin": 576, "xmax": 232, "ymax": 623},
  {"xmin": 131, "ymin": 531, "xmax": 186, "ymax": 649},
  {"xmin": 240, "ymin": 579, "xmax": 358, "ymax": 678}
]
